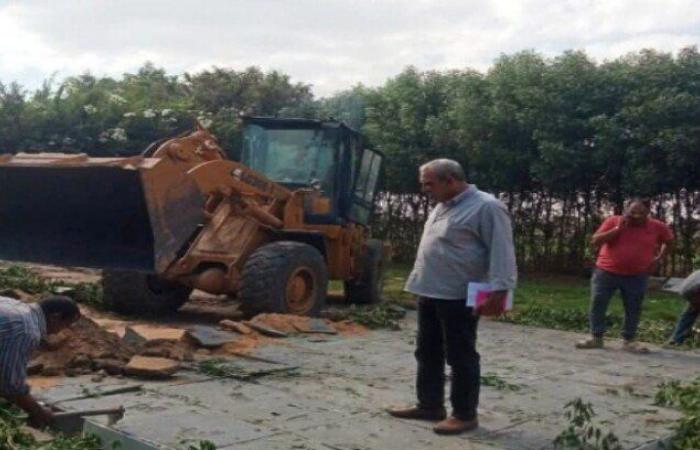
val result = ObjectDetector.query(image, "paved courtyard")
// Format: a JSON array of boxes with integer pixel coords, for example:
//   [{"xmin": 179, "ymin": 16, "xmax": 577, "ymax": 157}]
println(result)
[{"xmin": 35, "ymin": 313, "xmax": 696, "ymax": 449}]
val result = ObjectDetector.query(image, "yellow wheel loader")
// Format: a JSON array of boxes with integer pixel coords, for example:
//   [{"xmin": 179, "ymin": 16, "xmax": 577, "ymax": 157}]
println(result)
[{"xmin": 0, "ymin": 117, "xmax": 386, "ymax": 316}]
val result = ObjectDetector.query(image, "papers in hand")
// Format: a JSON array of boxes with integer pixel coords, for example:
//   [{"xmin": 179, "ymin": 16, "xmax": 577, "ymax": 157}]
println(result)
[{"xmin": 466, "ymin": 282, "xmax": 514, "ymax": 311}]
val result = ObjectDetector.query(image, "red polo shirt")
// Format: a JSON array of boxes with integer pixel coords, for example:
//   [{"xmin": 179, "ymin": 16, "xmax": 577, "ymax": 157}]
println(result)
[{"xmin": 595, "ymin": 216, "xmax": 673, "ymax": 275}]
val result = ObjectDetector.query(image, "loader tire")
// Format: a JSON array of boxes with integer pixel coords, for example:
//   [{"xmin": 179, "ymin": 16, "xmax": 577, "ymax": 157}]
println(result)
[
  {"xmin": 345, "ymin": 239, "xmax": 385, "ymax": 304},
  {"xmin": 102, "ymin": 270, "xmax": 192, "ymax": 316},
  {"xmin": 239, "ymin": 241, "xmax": 328, "ymax": 317}
]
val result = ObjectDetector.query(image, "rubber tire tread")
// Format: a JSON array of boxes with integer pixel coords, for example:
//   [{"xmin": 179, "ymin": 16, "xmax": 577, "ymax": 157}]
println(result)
[
  {"xmin": 239, "ymin": 241, "xmax": 328, "ymax": 317},
  {"xmin": 102, "ymin": 270, "xmax": 192, "ymax": 316},
  {"xmin": 345, "ymin": 239, "xmax": 385, "ymax": 304}
]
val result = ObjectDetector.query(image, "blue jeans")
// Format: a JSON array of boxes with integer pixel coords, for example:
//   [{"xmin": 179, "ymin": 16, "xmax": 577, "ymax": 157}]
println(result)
[
  {"xmin": 670, "ymin": 305, "xmax": 700, "ymax": 344},
  {"xmin": 590, "ymin": 268, "xmax": 649, "ymax": 341}
]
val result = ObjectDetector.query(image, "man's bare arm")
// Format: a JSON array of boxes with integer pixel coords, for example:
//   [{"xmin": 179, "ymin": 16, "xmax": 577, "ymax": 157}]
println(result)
[
  {"xmin": 6, "ymin": 393, "xmax": 54, "ymax": 427},
  {"xmin": 656, "ymin": 240, "xmax": 673, "ymax": 260},
  {"xmin": 591, "ymin": 217, "xmax": 627, "ymax": 246},
  {"xmin": 648, "ymin": 239, "xmax": 674, "ymax": 273}
]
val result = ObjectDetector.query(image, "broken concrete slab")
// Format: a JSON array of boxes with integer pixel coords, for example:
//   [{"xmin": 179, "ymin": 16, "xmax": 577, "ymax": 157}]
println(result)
[
  {"xmin": 115, "ymin": 410, "xmax": 274, "ymax": 448},
  {"xmin": 220, "ymin": 319, "xmax": 253, "ymax": 335},
  {"xmin": 187, "ymin": 325, "xmax": 239, "ymax": 348},
  {"xmin": 83, "ymin": 420, "xmax": 160, "ymax": 450},
  {"xmin": 244, "ymin": 321, "xmax": 288, "ymax": 338},
  {"xmin": 293, "ymin": 318, "xmax": 337, "ymax": 335},
  {"xmin": 122, "ymin": 325, "xmax": 187, "ymax": 347},
  {"xmin": 124, "ymin": 356, "xmax": 180, "ymax": 379}
]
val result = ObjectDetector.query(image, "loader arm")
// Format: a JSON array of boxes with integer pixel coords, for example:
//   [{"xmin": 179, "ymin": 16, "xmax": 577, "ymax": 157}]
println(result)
[{"xmin": 162, "ymin": 159, "xmax": 297, "ymax": 294}]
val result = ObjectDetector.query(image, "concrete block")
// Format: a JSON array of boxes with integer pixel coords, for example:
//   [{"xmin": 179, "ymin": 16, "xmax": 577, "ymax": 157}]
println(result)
[
  {"xmin": 125, "ymin": 356, "xmax": 180, "ymax": 379},
  {"xmin": 187, "ymin": 325, "xmax": 239, "ymax": 348}
]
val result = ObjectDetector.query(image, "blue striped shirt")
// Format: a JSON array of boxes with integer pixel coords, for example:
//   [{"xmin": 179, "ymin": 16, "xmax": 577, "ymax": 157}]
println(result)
[{"xmin": 0, "ymin": 297, "xmax": 46, "ymax": 396}]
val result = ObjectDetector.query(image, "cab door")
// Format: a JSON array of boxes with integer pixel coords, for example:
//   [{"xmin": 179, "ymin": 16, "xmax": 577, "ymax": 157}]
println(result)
[{"xmin": 348, "ymin": 148, "xmax": 383, "ymax": 225}]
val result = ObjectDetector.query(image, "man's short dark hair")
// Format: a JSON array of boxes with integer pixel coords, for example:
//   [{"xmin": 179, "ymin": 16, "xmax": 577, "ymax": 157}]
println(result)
[
  {"xmin": 627, "ymin": 197, "xmax": 651, "ymax": 210},
  {"xmin": 38, "ymin": 296, "xmax": 80, "ymax": 321}
]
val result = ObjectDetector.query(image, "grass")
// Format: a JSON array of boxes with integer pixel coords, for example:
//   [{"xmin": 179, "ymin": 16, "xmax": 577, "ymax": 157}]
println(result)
[
  {"xmin": 378, "ymin": 264, "xmax": 691, "ymax": 344},
  {"xmin": 0, "ymin": 400, "xmax": 102, "ymax": 450},
  {"xmin": 0, "ymin": 265, "xmax": 60, "ymax": 294},
  {"xmin": 0, "ymin": 264, "xmax": 106, "ymax": 309},
  {"xmin": 514, "ymin": 273, "xmax": 684, "ymax": 322},
  {"xmin": 381, "ymin": 264, "xmax": 685, "ymax": 320}
]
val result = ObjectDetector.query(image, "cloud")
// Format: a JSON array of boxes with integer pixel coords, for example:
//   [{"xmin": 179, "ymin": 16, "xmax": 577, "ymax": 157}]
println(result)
[{"xmin": 0, "ymin": 0, "xmax": 698, "ymax": 97}]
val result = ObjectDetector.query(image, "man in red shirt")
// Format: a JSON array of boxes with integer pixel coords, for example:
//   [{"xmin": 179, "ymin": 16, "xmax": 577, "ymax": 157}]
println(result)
[{"xmin": 576, "ymin": 199, "xmax": 673, "ymax": 353}]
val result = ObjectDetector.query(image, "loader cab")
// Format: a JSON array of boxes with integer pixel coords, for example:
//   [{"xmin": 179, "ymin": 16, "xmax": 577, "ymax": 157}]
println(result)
[{"xmin": 241, "ymin": 117, "xmax": 383, "ymax": 226}]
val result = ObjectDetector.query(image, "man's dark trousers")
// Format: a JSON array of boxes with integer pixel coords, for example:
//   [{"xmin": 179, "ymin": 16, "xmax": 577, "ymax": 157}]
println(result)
[{"xmin": 415, "ymin": 296, "xmax": 480, "ymax": 420}]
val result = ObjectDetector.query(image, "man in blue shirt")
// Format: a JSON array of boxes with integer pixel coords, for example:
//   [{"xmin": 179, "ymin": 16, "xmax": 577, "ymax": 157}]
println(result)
[
  {"xmin": 0, "ymin": 295, "xmax": 80, "ymax": 427},
  {"xmin": 387, "ymin": 159, "xmax": 517, "ymax": 435}
]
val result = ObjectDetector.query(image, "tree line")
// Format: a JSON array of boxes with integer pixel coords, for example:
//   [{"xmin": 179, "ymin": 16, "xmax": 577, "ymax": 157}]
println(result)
[{"xmin": 1, "ymin": 48, "xmax": 699, "ymax": 275}]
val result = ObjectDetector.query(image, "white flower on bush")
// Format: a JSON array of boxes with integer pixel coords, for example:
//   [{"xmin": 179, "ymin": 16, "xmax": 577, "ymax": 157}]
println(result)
[
  {"xmin": 62, "ymin": 137, "xmax": 75, "ymax": 145},
  {"xmin": 83, "ymin": 104, "xmax": 97, "ymax": 115},
  {"xmin": 108, "ymin": 93, "xmax": 127, "ymax": 104},
  {"xmin": 143, "ymin": 109, "xmax": 156, "ymax": 118},
  {"xmin": 123, "ymin": 112, "xmax": 136, "ymax": 118},
  {"xmin": 161, "ymin": 108, "xmax": 173, "ymax": 116},
  {"xmin": 110, "ymin": 128, "xmax": 127, "ymax": 142}
]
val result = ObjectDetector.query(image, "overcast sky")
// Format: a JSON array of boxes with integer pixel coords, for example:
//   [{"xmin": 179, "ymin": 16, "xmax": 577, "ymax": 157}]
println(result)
[{"xmin": 0, "ymin": 0, "xmax": 698, "ymax": 97}]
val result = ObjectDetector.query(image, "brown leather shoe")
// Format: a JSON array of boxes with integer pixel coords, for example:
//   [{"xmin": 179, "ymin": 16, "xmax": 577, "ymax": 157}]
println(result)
[
  {"xmin": 386, "ymin": 406, "xmax": 447, "ymax": 421},
  {"xmin": 575, "ymin": 336, "xmax": 604, "ymax": 349},
  {"xmin": 433, "ymin": 416, "xmax": 479, "ymax": 435},
  {"xmin": 622, "ymin": 340, "xmax": 650, "ymax": 354}
]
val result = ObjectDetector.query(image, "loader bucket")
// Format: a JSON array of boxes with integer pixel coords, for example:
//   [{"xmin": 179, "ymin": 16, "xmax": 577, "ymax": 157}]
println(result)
[{"xmin": 0, "ymin": 158, "xmax": 205, "ymax": 273}]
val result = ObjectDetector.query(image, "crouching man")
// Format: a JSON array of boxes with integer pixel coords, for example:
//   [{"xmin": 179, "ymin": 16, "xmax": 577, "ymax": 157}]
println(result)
[
  {"xmin": 666, "ymin": 270, "xmax": 700, "ymax": 347},
  {"xmin": 0, "ymin": 296, "xmax": 81, "ymax": 427}
]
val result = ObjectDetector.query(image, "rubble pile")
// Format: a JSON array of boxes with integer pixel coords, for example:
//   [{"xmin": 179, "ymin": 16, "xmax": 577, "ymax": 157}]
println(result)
[
  {"xmin": 28, "ymin": 309, "xmax": 367, "ymax": 380},
  {"xmin": 246, "ymin": 313, "xmax": 366, "ymax": 337},
  {"xmin": 30, "ymin": 316, "xmax": 134, "ymax": 376},
  {"xmin": 30, "ymin": 321, "xmax": 196, "ymax": 378}
]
